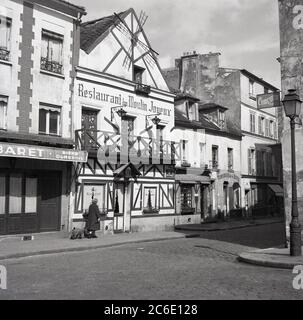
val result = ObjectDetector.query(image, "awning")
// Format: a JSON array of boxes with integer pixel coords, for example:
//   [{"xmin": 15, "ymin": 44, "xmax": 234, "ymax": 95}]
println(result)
[
  {"xmin": 175, "ymin": 174, "xmax": 211, "ymax": 184},
  {"xmin": 268, "ymin": 184, "xmax": 284, "ymax": 197},
  {"xmin": 179, "ymin": 181, "xmax": 196, "ymax": 185}
]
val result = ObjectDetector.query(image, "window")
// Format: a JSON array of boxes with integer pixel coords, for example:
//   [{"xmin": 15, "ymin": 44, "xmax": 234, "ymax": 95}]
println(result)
[
  {"xmin": 134, "ymin": 65, "xmax": 145, "ymax": 83},
  {"xmin": 0, "ymin": 174, "xmax": 5, "ymax": 215},
  {"xmin": 0, "ymin": 95, "xmax": 8, "ymax": 130},
  {"xmin": 248, "ymin": 148, "xmax": 256, "ymax": 175},
  {"xmin": 187, "ymin": 102, "xmax": 195, "ymax": 121},
  {"xmin": 267, "ymin": 153, "xmax": 272, "ymax": 177},
  {"xmin": 143, "ymin": 187, "xmax": 157, "ymax": 210},
  {"xmin": 39, "ymin": 104, "xmax": 61, "ymax": 135},
  {"xmin": 258, "ymin": 116, "xmax": 264, "ymax": 135},
  {"xmin": 250, "ymin": 113, "xmax": 256, "ymax": 133},
  {"xmin": 212, "ymin": 145, "xmax": 219, "ymax": 170},
  {"xmin": 218, "ymin": 110, "xmax": 225, "ymax": 129},
  {"xmin": 0, "ymin": 16, "xmax": 12, "ymax": 61},
  {"xmin": 249, "ymin": 80, "xmax": 255, "ymax": 98},
  {"xmin": 25, "ymin": 177, "xmax": 37, "ymax": 213},
  {"xmin": 9, "ymin": 174, "xmax": 22, "ymax": 214},
  {"xmin": 199, "ymin": 142, "xmax": 205, "ymax": 168},
  {"xmin": 83, "ymin": 184, "xmax": 106, "ymax": 213},
  {"xmin": 228, "ymin": 148, "xmax": 233, "ymax": 171},
  {"xmin": 265, "ymin": 119, "xmax": 270, "ymax": 137},
  {"xmin": 41, "ymin": 29, "xmax": 63, "ymax": 74},
  {"xmin": 264, "ymin": 87, "xmax": 269, "ymax": 94},
  {"xmin": 181, "ymin": 140, "xmax": 188, "ymax": 162},
  {"xmin": 181, "ymin": 185, "xmax": 193, "ymax": 212},
  {"xmin": 273, "ymin": 122, "xmax": 277, "ymax": 139},
  {"xmin": 269, "ymin": 120, "xmax": 274, "ymax": 138},
  {"xmin": 262, "ymin": 150, "xmax": 266, "ymax": 176}
]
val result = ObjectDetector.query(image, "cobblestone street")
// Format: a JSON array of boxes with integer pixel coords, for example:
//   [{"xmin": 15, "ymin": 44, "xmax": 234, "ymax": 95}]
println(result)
[{"xmin": 0, "ymin": 224, "xmax": 302, "ymax": 300}]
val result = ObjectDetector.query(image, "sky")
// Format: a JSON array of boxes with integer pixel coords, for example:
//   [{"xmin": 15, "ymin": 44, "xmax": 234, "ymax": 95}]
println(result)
[{"xmin": 75, "ymin": 0, "xmax": 281, "ymax": 88}]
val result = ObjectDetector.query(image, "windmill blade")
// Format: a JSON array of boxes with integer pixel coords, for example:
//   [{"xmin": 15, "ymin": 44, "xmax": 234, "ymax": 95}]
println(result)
[
  {"xmin": 136, "ymin": 10, "xmax": 148, "ymax": 33},
  {"xmin": 115, "ymin": 12, "xmax": 158, "ymax": 56}
]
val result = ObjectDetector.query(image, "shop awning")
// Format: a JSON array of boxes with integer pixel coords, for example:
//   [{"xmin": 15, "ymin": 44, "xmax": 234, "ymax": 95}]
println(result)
[
  {"xmin": 268, "ymin": 184, "xmax": 284, "ymax": 197},
  {"xmin": 175, "ymin": 174, "xmax": 211, "ymax": 184},
  {"xmin": 0, "ymin": 142, "xmax": 88, "ymax": 163}
]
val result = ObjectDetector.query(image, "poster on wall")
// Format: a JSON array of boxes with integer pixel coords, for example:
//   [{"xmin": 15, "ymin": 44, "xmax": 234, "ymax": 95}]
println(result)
[{"xmin": 83, "ymin": 184, "xmax": 106, "ymax": 213}]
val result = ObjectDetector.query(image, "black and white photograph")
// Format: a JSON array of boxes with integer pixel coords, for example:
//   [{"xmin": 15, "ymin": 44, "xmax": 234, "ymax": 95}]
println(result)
[{"xmin": 0, "ymin": 0, "xmax": 302, "ymax": 305}]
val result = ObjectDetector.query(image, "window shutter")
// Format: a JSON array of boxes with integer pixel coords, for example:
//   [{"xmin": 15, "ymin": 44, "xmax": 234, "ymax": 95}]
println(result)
[{"xmin": 248, "ymin": 149, "xmax": 251, "ymax": 175}]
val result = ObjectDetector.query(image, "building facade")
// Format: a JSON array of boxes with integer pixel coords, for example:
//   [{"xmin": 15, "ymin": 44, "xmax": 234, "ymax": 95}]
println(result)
[
  {"xmin": 71, "ymin": 9, "xmax": 199, "ymax": 234},
  {"xmin": 172, "ymin": 93, "xmax": 242, "ymax": 221},
  {"xmin": 164, "ymin": 52, "xmax": 283, "ymax": 219},
  {"xmin": 0, "ymin": 0, "xmax": 87, "ymax": 235}
]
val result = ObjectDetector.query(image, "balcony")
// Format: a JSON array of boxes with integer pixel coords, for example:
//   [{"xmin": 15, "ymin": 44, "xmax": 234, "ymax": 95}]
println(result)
[
  {"xmin": 181, "ymin": 159, "xmax": 191, "ymax": 168},
  {"xmin": 0, "ymin": 47, "xmax": 10, "ymax": 62},
  {"xmin": 135, "ymin": 83, "xmax": 151, "ymax": 96},
  {"xmin": 40, "ymin": 57, "xmax": 63, "ymax": 74},
  {"xmin": 209, "ymin": 160, "xmax": 219, "ymax": 171},
  {"xmin": 75, "ymin": 129, "xmax": 180, "ymax": 165}
]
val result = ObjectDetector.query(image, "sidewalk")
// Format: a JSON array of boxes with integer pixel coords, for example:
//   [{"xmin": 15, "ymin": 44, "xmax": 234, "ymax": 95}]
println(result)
[
  {"xmin": 238, "ymin": 246, "xmax": 303, "ymax": 269},
  {"xmin": 175, "ymin": 216, "xmax": 283, "ymax": 232},
  {"xmin": 0, "ymin": 231, "xmax": 185, "ymax": 261}
]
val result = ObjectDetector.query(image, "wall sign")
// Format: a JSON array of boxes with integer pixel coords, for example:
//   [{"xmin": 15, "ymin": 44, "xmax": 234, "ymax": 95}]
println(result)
[
  {"xmin": 257, "ymin": 92, "xmax": 281, "ymax": 109},
  {"xmin": 78, "ymin": 83, "xmax": 172, "ymax": 117},
  {"xmin": 0, "ymin": 142, "xmax": 88, "ymax": 163}
]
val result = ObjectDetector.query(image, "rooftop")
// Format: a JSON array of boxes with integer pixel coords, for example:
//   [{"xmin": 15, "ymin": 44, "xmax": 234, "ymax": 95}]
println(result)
[{"xmin": 81, "ymin": 10, "xmax": 129, "ymax": 53}]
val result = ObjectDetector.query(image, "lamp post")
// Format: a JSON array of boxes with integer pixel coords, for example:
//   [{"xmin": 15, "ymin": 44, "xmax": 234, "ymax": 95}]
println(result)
[{"xmin": 282, "ymin": 89, "xmax": 302, "ymax": 256}]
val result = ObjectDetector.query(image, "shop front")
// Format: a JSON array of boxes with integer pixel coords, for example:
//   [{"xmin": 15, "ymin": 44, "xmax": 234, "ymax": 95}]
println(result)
[
  {"xmin": 216, "ymin": 172, "xmax": 242, "ymax": 219},
  {"xmin": 0, "ymin": 141, "xmax": 87, "ymax": 235},
  {"xmin": 242, "ymin": 179, "xmax": 284, "ymax": 218}
]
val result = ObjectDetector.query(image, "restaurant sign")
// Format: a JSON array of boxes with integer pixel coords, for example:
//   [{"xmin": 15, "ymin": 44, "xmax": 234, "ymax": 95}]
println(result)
[
  {"xmin": 257, "ymin": 92, "xmax": 281, "ymax": 110},
  {"xmin": 0, "ymin": 142, "xmax": 88, "ymax": 163}
]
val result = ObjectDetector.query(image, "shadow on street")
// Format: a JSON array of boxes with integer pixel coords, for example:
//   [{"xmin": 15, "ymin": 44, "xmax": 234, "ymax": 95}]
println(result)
[{"xmin": 176, "ymin": 222, "xmax": 287, "ymax": 249}]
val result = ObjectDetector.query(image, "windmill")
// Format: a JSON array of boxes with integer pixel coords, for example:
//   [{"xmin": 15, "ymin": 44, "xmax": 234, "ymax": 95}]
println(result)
[{"xmin": 114, "ymin": 11, "xmax": 159, "ymax": 71}]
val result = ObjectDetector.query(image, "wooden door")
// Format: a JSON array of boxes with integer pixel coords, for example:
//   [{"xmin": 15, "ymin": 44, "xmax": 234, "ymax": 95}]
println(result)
[
  {"xmin": 38, "ymin": 173, "xmax": 61, "ymax": 232},
  {"xmin": 81, "ymin": 109, "xmax": 98, "ymax": 149},
  {"xmin": 113, "ymin": 183, "xmax": 124, "ymax": 233}
]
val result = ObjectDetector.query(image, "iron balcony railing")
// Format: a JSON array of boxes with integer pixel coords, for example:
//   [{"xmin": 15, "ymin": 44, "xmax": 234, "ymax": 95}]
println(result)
[
  {"xmin": 0, "ymin": 47, "xmax": 10, "ymax": 61},
  {"xmin": 135, "ymin": 83, "xmax": 151, "ymax": 95},
  {"xmin": 40, "ymin": 57, "xmax": 63, "ymax": 74},
  {"xmin": 75, "ymin": 129, "xmax": 181, "ymax": 164}
]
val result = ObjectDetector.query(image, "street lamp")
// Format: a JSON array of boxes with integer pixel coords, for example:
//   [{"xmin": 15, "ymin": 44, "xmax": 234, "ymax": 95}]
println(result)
[
  {"xmin": 151, "ymin": 116, "xmax": 161, "ymax": 126},
  {"xmin": 282, "ymin": 89, "xmax": 302, "ymax": 256}
]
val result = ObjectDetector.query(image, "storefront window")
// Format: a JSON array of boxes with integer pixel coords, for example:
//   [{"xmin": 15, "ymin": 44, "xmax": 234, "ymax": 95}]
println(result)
[
  {"xmin": 83, "ymin": 184, "xmax": 106, "ymax": 213},
  {"xmin": 9, "ymin": 174, "xmax": 22, "ymax": 214},
  {"xmin": 181, "ymin": 185, "xmax": 193, "ymax": 212},
  {"xmin": 0, "ymin": 175, "xmax": 5, "ymax": 215},
  {"xmin": 143, "ymin": 187, "xmax": 157, "ymax": 210},
  {"xmin": 25, "ymin": 177, "xmax": 37, "ymax": 213}
]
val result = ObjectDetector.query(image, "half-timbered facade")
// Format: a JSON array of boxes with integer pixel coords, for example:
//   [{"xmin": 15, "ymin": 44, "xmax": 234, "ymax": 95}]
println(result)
[{"xmin": 71, "ymin": 9, "xmax": 196, "ymax": 233}]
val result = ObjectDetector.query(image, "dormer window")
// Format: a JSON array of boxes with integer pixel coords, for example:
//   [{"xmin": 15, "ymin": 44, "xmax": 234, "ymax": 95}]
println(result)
[{"xmin": 218, "ymin": 110, "xmax": 225, "ymax": 129}]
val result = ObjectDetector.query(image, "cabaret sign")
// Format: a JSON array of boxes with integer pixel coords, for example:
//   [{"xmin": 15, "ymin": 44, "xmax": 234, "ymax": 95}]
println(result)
[
  {"xmin": 0, "ymin": 142, "xmax": 88, "ymax": 163},
  {"xmin": 77, "ymin": 83, "xmax": 172, "ymax": 117}
]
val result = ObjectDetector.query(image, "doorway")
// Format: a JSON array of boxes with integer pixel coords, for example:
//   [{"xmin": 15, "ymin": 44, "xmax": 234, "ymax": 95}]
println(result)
[{"xmin": 0, "ymin": 171, "xmax": 61, "ymax": 235}]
